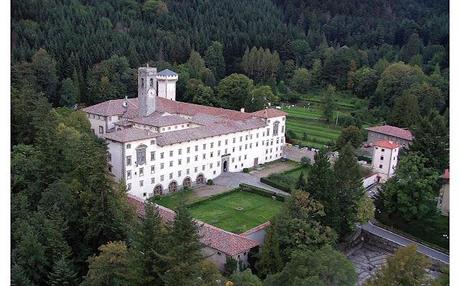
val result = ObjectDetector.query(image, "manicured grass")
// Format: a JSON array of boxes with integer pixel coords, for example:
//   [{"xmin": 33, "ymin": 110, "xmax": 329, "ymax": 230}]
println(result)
[
  {"xmin": 188, "ymin": 191, "xmax": 283, "ymax": 234},
  {"xmin": 262, "ymin": 165, "xmax": 310, "ymax": 192},
  {"xmin": 153, "ymin": 189, "xmax": 199, "ymax": 210}
]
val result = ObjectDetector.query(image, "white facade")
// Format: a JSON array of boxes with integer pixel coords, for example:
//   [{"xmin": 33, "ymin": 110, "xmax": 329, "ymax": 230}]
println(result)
[
  {"xmin": 106, "ymin": 117, "xmax": 285, "ymax": 199},
  {"xmin": 157, "ymin": 73, "xmax": 178, "ymax": 101},
  {"xmin": 371, "ymin": 142, "xmax": 399, "ymax": 181},
  {"xmin": 84, "ymin": 66, "xmax": 286, "ymax": 200}
]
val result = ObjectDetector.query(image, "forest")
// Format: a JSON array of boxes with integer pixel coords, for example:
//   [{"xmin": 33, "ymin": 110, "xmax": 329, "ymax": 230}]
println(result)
[{"xmin": 11, "ymin": 0, "xmax": 449, "ymax": 285}]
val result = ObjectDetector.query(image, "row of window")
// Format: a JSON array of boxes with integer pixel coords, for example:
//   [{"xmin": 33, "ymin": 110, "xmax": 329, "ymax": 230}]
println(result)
[
  {"xmin": 125, "ymin": 137, "xmax": 285, "ymax": 167},
  {"xmin": 125, "ymin": 128, "xmax": 285, "ymax": 150}
]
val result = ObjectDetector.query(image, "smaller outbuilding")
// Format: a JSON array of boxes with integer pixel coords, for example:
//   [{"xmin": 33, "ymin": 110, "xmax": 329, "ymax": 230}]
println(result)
[
  {"xmin": 366, "ymin": 125, "xmax": 413, "ymax": 149},
  {"xmin": 371, "ymin": 140, "xmax": 400, "ymax": 182}
]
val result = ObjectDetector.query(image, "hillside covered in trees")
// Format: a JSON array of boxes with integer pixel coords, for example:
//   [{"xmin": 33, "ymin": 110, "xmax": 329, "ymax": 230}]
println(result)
[{"xmin": 11, "ymin": 0, "xmax": 449, "ymax": 284}]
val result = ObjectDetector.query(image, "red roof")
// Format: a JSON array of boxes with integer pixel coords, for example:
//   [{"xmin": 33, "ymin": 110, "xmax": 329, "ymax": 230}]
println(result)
[
  {"xmin": 251, "ymin": 108, "xmax": 287, "ymax": 118},
  {"xmin": 373, "ymin": 140, "xmax": 399, "ymax": 149},
  {"xmin": 441, "ymin": 169, "xmax": 449, "ymax": 180},
  {"xmin": 127, "ymin": 195, "xmax": 259, "ymax": 256},
  {"xmin": 366, "ymin": 125, "xmax": 413, "ymax": 141}
]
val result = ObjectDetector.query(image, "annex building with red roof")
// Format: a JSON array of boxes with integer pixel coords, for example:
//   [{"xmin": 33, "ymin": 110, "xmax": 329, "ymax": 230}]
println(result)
[
  {"xmin": 82, "ymin": 66, "xmax": 287, "ymax": 201},
  {"xmin": 366, "ymin": 125, "xmax": 413, "ymax": 148},
  {"xmin": 127, "ymin": 194, "xmax": 265, "ymax": 271}
]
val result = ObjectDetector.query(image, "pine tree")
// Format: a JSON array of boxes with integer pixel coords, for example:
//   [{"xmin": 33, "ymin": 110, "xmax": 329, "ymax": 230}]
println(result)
[
  {"xmin": 295, "ymin": 171, "xmax": 307, "ymax": 191},
  {"xmin": 333, "ymin": 143, "xmax": 364, "ymax": 238},
  {"xmin": 305, "ymin": 149, "xmax": 340, "ymax": 231},
  {"xmin": 48, "ymin": 257, "xmax": 78, "ymax": 286},
  {"xmin": 163, "ymin": 203, "xmax": 203, "ymax": 286},
  {"xmin": 132, "ymin": 202, "xmax": 169, "ymax": 285},
  {"xmin": 204, "ymin": 41, "xmax": 225, "ymax": 80},
  {"xmin": 256, "ymin": 221, "xmax": 283, "ymax": 278}
]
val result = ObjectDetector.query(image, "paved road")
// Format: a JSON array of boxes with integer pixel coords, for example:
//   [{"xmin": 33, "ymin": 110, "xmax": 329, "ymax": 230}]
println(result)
[
  {"xmin": 362, "ymin": 221, "xmax": 449, "ymax": 264},
  {"xmin": 213, "ymin": 172, "xmax": 290, "ymax": 196}
]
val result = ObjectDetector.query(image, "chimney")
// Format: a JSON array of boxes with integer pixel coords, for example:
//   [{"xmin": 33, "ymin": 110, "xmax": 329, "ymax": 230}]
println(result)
[
  {"xmin": 240, "ymin": 108, "xmax": 245, "ymax": 113},
  {"xmin": 138, "ymin": 66, "xmax": 157, "ymax": 117}
]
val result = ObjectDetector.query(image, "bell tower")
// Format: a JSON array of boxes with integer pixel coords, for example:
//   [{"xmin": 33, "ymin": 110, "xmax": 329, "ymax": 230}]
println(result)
[{"xmin": 138, "ymin": 66, "xmax": 157, "ymax": 117}]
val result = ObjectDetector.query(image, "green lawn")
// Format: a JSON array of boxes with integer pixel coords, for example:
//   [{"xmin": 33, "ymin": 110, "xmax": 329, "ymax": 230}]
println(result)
[
  {"xmin": 188, "ymin": 191, "xmax": 283, "ymax": 234},
  {"xmin": 153, "ymin": 189, "xmax": 200, "ymax": 210}
]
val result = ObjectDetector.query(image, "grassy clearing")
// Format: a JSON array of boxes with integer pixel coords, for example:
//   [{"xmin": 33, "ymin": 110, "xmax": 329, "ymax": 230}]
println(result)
[
  {"xmin": 281, "ymin": 90, "xmax": 368, "ymax": 148},
  {"xmin": 188, "ymin": 191, "xmax": 283, "ymax": 234}
]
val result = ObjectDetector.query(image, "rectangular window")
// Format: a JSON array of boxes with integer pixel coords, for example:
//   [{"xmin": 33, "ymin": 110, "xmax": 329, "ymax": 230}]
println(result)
[
  {"xmin": 99, "ymin": 126, "xmax": 104, "ymax": 134},
  {"xmin": 194, "ymin": 167, "xmax": 198, "ymax": 173},
  {"xmin": 233, "ymin": 138, "xmax": 236, "ymax": 143},
  {"xmin": 139, "ymin": 167, "xmax": 144, "ymax": 176},
  {"xmin": 140, "ymin": 180, "xmax": 143, "ymax": 187},
  {"xmin": 178, "ymin": 159, "xmax": 182, "ymax": 165},
  {"xmin": 127, "ymin": 170, "xmax": 132, "ymax": 179},
  {"xmin": 195, "ymin": 145, "xmax": 198, "ymax": 151},
  {"xmin": 151, "ymin": 177, "xmax": 155, "ymax": 184},
  {"xmin": 127, "ymin": 183, "xmax": 131, "ymax": 190},
  {"xmin": 240, "ymin": 136, "xmax": 242, "ymax": 142},
  {"xmin": 178, "ymin": 170, "xmax": 182, "ymax": 177},
  {"xmin": 150, "ymin": 140, "xmax": 155, "ymax": 145},
  {"xmin": 211, "ymin": 142, "xmax": 214, "ymax": 148},
  {"xmin": 203, "ymin": 144, "xmax": 206, "ymax": 150},
  {"xmin": 136, "ymin": 147, "xmax": 146, "ymax": 165},
  {"xmin": 126, "ymin": 144, "xmax": 131, "ymax": 149},
  {"xmin": 218, "ymin": 141, "xmax": 221, "ymax": 147},
  {"xmin": 245, "ymin": 135, "xmax": 248, "ymax": 140},
  {"xmin": 151, "ymin": 165, "xmax": 155, "ymax": 174},
  {"xmin": 169, "ymin": 150, "xmax": 173, "ymax": 157},
  {"xmin": 225, "ymin": 139, "xmax": 228, "ymax": 145},
  {"xmin": 160, "ymin": 163, "xmax": 164, "ymax": 169},
  {"xmin": 186, "ymin": 169, "xmax": 190, "ymax": 175},
  {"xmin": 187, "ymin": 157, "xmax": 190, "ymax": 163},
  {"xmin": 202, "ymin": 165, "xmax": 205, "ymax": 171},
  {"xmin": 108, "ymin": 152, "xmax": 111, "ymax": 162},
  {"xmin": 160, "ymin": 152, "xmax": 164, "ymax": 159},
  {"xmin": 169, "ymin": 161, "xmax": 173, "ymax": 167},
  {"xmin": 210, "ymin": 163, "xmax": 213, "ymax": 168},
  {"xmin": 150, "ymin": 151, "xmax": 155, "ymax": 161},
  {"xmin": 195, "ymin": 155, "xmax": 198, "ymax": 161},
  {"xmin": 380, "ymin": 156, "xmax": 384, "ymax": 160},
  {"xmin": 126, "ymin": 156, "xmax": 132, "ymax": 166},
  {"xmin": 379, "ymin": 164, "xmax": 383, "ymax": 169},
  {"xmin": 160, "ymin": 175, "xmax": 164, "ymax": 181},
  {"xmin": 179, "ymin": 149, "xmax": 182, "ymax": 155},
  {"xmin": 187, "ymin": 147, "xmax": 190, "ymax": 153},
  {"xmin": 203, "ymin": 154, "xmax": 206, "ymax": 159},
  {"xmin": 169, "ymin": 173, "xmax": 173, "ymax": 179},
  {"xmin": 210, "ymin": 152, "xmax": 214, "ymax": 157}
]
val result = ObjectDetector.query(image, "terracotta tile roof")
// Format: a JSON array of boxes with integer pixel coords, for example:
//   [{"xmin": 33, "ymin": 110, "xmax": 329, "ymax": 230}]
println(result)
[
  {"xmin": 157, "ymin": 69, "xmax": 178, "ymax": 77},
  {"xmin": 366, "ymin": 125, "xmax": 413, "ymax": 141},
  {"xmin": 104, "ymin": 128, "xmax": 160, "ymax": 143},
  {"xmin": 82, "ymin": 98, "xmax": 139, "ymax": 117},
  {"xmin": 251, "ymin": 108, "xmax": 287, "ymax": 118},
  {"xmin": 130, "ymin": 113, "xmax": 190, "ymax": 127},
  {"xmin": 127, "ymin": 195, "xmax": 259, "ymax": 256},
  {"xmin": 441, "ymin": 169, "xmax": 449, "ymax": 180},
  {"xmin": 155, "ymin": 118, "xmax": 266, "ymax": 146},
  {"xmin": 373, "ymin": 140, "xmax": 399, "ymax": 149}
]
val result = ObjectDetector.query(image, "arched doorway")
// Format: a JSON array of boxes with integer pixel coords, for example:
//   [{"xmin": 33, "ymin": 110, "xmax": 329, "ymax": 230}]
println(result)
[
  {"xmin": 168, "ymin": 181, "xmax": 178, "ymax": 193},
  {"xmin": 183, "ymin": 177, "xmax": 192, "ymax": 188},
  {"xmin": 223, "ymin": 160, "xmax": 228, "ymax": 172},
  {"xmin": 153, "ymin": 184, "xmax": 163, "ymax": 196},
  {"xmin": 196, "ymin": 174, "xmax": 205, "ymax": 184}
]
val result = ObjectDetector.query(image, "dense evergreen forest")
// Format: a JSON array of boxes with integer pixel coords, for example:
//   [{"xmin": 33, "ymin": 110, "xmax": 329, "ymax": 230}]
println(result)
[{"xmin": 11, "ymin": 0, "xmax": 449, "ymax": 285}]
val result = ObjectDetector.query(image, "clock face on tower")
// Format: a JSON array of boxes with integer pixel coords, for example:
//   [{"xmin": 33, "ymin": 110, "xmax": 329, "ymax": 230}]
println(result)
[{"xmin": 148, "ymin": 87, "xmax": 156, "ymax": 97}]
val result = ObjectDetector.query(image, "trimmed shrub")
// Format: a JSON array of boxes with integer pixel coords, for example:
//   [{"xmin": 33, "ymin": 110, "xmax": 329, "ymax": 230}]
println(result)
[
  {"xmin": 243, "ymin": 168, "xmax": 250, "ymax": 173},
  {"xmin": 206, "ymin": 179, "xmax": 214, "ymax": 185}
]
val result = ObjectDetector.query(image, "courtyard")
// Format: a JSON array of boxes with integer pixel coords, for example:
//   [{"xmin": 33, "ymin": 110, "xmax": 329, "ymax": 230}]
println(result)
[{"xmin": 188, "ymin": 190, "xmax": 283, "ymax": 234}]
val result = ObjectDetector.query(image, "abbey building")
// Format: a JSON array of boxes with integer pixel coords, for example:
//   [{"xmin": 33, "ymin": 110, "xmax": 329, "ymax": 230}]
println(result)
[{"xmin": 83, "ymin": 66, "xmax": 287, "ymax": 199}]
